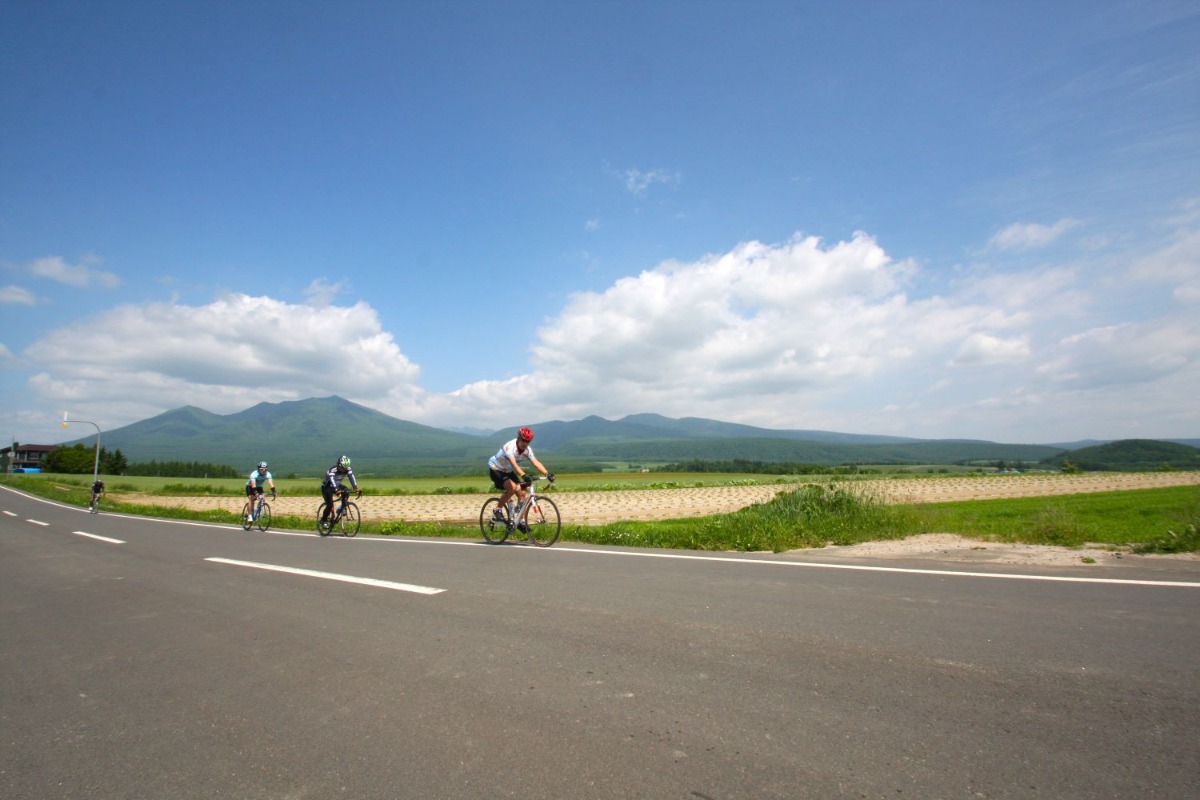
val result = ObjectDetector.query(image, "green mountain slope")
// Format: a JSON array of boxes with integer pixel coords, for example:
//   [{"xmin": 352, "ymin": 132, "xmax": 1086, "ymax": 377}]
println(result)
[
  {"xmin": 54, "ymin": 397, "xmax": 1196, "ymax": 477},
  {"xmin": 61, "ymin": 396, "xmax": 482, "ymax": 476},
  {"xmin": 1039, "ymin": 439, "xmax": 1200, "ymax": 471}
]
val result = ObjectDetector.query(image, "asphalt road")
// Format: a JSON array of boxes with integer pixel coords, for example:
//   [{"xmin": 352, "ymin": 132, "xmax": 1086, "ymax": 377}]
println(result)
[{"xmin": 3, "ymin": 486, "xmax": 1198, "ymax": 799}]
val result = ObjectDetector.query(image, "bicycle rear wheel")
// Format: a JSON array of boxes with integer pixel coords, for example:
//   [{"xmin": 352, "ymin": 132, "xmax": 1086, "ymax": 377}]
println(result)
[
  {"xmin": 257, "ymin": 502, "xmax": 272, "ymax": 532},
  {"xmin": 339, "ymin": 502, "xmax": 360, "ymax": 536},
  {"xmin": 241, "ymin": 502, "xmax": 254, "ymax": 531},
  {"xmin": 479, "ymin": 497, "xmax": 509, "ymax": 543},
  {"xmin": 316, "ymin": 503, "xmax": 332, "ymax": 536},
  {"xmin": 525, "ymin": 496, "xmax": 561, "ymax": 547}
]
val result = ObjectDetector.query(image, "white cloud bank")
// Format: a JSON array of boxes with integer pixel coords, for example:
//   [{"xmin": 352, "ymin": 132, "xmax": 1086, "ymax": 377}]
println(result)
[{"xmin": 11, "ymin": 211, "xmax": 1200, "ymax": 442}]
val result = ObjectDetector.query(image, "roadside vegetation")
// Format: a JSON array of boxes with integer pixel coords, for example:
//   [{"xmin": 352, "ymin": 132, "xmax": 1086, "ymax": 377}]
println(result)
[{"xmin": 4, "ymin": 472, "xmax": 1197, "ymax": 555}]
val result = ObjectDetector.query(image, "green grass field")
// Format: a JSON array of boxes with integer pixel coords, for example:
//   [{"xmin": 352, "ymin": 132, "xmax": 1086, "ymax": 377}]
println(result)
[{"xmin": 3, "ymin": 473, "xmax": 1197, "ymax": 554}]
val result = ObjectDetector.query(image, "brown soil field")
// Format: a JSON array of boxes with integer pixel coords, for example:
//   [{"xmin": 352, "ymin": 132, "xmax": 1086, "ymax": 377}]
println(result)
[{"xmin": 127, "ymin": 471, "xmax": 1199, "ymax": 526}]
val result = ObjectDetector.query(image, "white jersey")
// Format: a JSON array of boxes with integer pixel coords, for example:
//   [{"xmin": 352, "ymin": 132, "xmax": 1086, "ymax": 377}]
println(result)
[{"xmin": 488, "ymin": 439, "xmax": 535, "ymax": 472}]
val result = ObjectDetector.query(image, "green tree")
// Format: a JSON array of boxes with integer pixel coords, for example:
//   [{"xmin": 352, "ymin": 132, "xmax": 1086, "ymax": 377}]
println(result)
[
  {"xmin": 100, "ymin": 448, "xmax": 128, "ymax": 475},
  {"xmin": 43, "ymin": 444, "xmax": 97, "ymax": 474}
]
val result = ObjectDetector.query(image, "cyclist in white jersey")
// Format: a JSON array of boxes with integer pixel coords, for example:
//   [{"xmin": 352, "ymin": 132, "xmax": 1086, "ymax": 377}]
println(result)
[
  {"xmin": 488, "ymin": 427, "xmax": 553, "ymax": 520},
  {"xmin": 245, "ymin": 462, "xmax": 277, "ymax": 521}
]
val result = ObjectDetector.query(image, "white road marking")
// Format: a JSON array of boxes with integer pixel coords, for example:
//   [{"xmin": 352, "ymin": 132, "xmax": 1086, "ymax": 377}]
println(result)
[
  {"xmin": 205, "ymin": 557, "xmax": 445, "ymax": 595},
  {"xmin": 72, "ymin": 530, "xmax": 126, "ymax": 544},
  {"xmin": 3, "ymin": 510, "xmax": 17, "ymax": 517},
  {"xmin": 28, "ymin": 519, "xmax": 49, "ymax": 526},
  {"xmin": 356, "ymin": 537, "xmax": 1200, "ymax": 589}
]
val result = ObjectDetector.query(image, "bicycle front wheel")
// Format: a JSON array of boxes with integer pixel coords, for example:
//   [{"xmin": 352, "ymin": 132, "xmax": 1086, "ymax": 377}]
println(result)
[
  {"xmin": 241, "ymin": 502, "xmax": 254, "ymax": 531},
  {"xmin": 339, "ymin": 502, "xmax": 360, "ymax": 536},
  {"xmin": 257, "ymin": 502, "xmax": 272, "ymax": 532},
  {"xmin": 525, "ymin": 496, "xmax": 561, "ymax": 547},
  {"xmin": 479, "ymin": 497, "xmax": 509, "ymax": 544},
  {"xmin": 316, "ymin": 503, "xmax": 332, "ymax": 536}
]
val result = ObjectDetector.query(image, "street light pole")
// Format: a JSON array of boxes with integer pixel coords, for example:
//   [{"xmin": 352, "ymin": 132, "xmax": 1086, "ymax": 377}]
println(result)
[{"xmin": 62, "ymin": 412, "xmax": 102, "ymax": 487}]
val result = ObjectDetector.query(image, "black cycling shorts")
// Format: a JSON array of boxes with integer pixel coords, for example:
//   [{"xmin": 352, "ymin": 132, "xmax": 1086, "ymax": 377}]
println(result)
[{"xmin": 489, "ymin": 468, "xmax": 518, "ymax": 492}]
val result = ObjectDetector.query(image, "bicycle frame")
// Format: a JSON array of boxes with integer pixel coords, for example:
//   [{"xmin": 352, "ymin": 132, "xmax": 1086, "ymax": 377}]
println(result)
[{"xmin": 480, "ymin": 475, "xmax": 560, "ymax": 547}]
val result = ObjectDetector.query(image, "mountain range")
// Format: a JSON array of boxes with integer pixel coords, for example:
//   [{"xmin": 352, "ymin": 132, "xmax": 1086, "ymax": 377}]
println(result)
[{"xmin": 54, "ymin": 396, "xmax": 1199, "ymax": 477}]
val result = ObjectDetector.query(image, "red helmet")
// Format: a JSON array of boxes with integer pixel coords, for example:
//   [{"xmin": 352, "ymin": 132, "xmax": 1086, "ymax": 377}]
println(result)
[{"xmin": 518, "ymin": 427, "xmax": 534, "ymax": 442}]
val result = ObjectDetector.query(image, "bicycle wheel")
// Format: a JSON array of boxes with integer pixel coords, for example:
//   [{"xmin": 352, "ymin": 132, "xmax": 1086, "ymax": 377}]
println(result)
[
  {"xmin": 316, "ymin": 503, "xmax": 332, "ymax": 536},
  {"xmin": 257, "ymin": 502, "xmax": 272, "ymax": 532},
  {"xmin": 90, "ymin": 497, "xmax": 99, "ymax": 513},
  {"xmin": 525, "ymin": 496, "xmax": 561, "ymax": 547},
  {"xmin": 479, "ymin": 497, "xmax": 509, "ymax": 543},
  {"xmin": 241, "ymin": 502, "xmax": 254, "ymax": 531},
  {"xmin": 340, "ymin": 502, "xmax": 360, "ymax": 536}
]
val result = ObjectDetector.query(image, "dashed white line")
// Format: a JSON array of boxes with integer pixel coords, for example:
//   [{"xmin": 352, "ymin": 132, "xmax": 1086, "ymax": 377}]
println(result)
[
  {"xmin": 72, "ymin": 530, "xmax": 126, "ymax": 544},
  {"xmin": 28, "ymin": 519, "xmax": 49, "ymax": 526},
  {"xmin": 205, "ymin": 557, "xmax": 445, "ymax": 595}
]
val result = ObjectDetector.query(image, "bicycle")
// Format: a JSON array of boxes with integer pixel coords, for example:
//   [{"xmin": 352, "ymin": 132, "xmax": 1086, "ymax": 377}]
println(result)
[
  {"xmin": 479, "ymin": 475, "xmax": 560, "ymax": 547},
  {"xmin": 241, "ymin": 491, "xmax": 274, "ymax": 532},
  {"xmin": 89, "ymin": 492, "xmax": 102, "ymax": 514},
  {"xmin": 317, "ymin": 487, "xmax": 360, "ymax": 537}
]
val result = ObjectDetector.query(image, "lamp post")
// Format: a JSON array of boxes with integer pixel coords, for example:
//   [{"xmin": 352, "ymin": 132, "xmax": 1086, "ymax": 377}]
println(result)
[{"xmin": 62, "ymin": 412, "xmax": 102, "ymax": 487}]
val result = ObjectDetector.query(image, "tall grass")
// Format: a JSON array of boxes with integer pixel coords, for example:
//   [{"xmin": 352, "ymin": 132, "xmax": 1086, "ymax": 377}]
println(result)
[{"xmin": 569, "ymin": 483, "xmax": 920, "ymax": 552}]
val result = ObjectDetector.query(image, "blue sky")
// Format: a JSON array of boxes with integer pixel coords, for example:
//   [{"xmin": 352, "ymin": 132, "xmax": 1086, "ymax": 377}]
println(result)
[{"xmin": 2, "ymin": 0, "xmax": 1198, "ymax": 445}]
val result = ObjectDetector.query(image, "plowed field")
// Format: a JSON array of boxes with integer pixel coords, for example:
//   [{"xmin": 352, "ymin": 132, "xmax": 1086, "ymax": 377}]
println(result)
[{"xmin": 128, "ymin": 471, "xmax": 1200, "ymax": 525}]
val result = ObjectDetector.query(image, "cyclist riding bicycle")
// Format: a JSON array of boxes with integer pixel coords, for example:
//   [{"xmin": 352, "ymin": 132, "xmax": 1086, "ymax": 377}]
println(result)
[
  {"xmin": 320, "ymin": 455, "xmax": 361, "ymax": 527},
  {"xmin": 245, "ymin": 462, "xmax": 277, "ymax": 522},
  {"xmin": 488, "ymin": 427, "xmax": 554, "ymax": 522},
  {"xmin": 91, "ymin": 478, "xmax": 105, "ymax": 506}
]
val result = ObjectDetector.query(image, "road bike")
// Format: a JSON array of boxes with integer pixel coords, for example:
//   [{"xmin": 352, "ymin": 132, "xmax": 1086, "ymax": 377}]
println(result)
[
  {"xmin": 479, "ymin": 475, "xmax": 560, "ymax": 547},
  {"xmin": 242, "ymin": 491, "xmax": 274, "ymax": 532},
  {"xmin": 89, "ymin": 493, "xmax": 102, "ymax": 513},
  {"xmin": 317, "ymin": 487, "xmax": 360, "ymax": 537}
]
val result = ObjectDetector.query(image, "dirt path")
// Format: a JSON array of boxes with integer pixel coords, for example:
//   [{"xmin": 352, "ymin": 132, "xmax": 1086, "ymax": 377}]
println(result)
[{"xmin": 126, "ymin": 471, "xmax": 1200, "ymax": 525}]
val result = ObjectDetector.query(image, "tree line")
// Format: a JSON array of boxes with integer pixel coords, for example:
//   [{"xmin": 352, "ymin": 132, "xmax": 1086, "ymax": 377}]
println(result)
[{"xmin": 41, "ymin": 444, "xmax": 238, "ymax": 478}]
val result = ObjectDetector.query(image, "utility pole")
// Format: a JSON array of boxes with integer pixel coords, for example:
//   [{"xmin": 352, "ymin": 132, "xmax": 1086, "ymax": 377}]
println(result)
[{"xmin": 62, "ymin": 412, "xmax": 102, "ymax": 487}]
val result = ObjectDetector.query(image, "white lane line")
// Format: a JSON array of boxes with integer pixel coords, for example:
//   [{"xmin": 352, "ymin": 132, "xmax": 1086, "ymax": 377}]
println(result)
[
  {"xmin": 3, "ymin": 510, "xmax": 17, "ymax": 517},
  {"xmin": 28, "ymin": 519, "xmax": 49, "ymax": 526},
  {"xmin": 205, "ymin": 558, "xmax": 445, "ymax": 595},
  {"xmin": 72, "ymin": 530, "xmax": 126, "ymax": 544},
  {"xmin": 352, "ymin": 537, "xmax": 1200, "ymax": 589},
  {"xmin": 545, "ymin": 546, "xmax": 1200, "ymax": 588}
]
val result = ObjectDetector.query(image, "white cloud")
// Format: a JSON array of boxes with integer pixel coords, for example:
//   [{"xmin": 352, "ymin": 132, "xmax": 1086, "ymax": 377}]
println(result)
[
  {"xmin": 23, "ymin": 294, "xmax": 421, "ymax": 423},
  {"xmin": 304, "ymin": 278, "xmax": 347, "ymax": 307},
  {"xmin": 950, "ymin": 333, "xmax": 1031, "ymax": 367},
  {"xmin": 27, "ymin": 255, "xmax": 120, "ymax": 288},
  {"xmin": 1, "ymin": 285, "xmax": 37, "ymax": 305},
  {"xmin": 623, "ymin": 167, "xmax": 680, "ymax": 196},
  {"xmin": 14, "ymin": 214, "xmax": 1200, "ymax": 442},
  {"xmin": 988, "ymin": 218, "xmax": 1083, "ymax": 251}
]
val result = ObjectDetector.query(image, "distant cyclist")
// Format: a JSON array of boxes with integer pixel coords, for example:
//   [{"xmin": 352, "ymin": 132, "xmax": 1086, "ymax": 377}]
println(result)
[
  {"xmin": 320, "ymin": 455, "xmax": 361, "ymax": 527},
  {"xmin": 245, "ymin": 462, "xmax": 277, "ymax": 521},
  {"xmin": 90, "ymin": 478, "xmax": 106, "ymax": 508},
  {"xmin": 488, "ymin": 427, "xmax": 553, "ymax": 521}
]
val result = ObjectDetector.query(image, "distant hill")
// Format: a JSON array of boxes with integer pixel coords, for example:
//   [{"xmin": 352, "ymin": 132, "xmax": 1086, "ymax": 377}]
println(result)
[
  {"xmin": 53, "ymin": 396, "xmax": 1196, "ymax": 477},
  {"xmin": 1038, "ymin": 439, "xmax": 1200, "ymax": 471},
  {"xmin": 59, "ymin": 396, "xmax": 482, "ymax": 476}
]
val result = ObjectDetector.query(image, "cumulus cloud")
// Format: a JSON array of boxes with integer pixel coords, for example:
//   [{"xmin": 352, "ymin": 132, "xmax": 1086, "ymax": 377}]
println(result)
[
  {"xmin": 27, "ymin": 255, "xmax": 120, "ymax": 288},
  {"xmin": 14, "ymin": 214, "xmax": 1200, "ymax": 441},
  {"xmin": 988, "ymin": 218, "xmax": 1083, "ymax": 251},
  {"xmin": 24, "ymin": 294, "xmax": 421, "ymax": 423}
]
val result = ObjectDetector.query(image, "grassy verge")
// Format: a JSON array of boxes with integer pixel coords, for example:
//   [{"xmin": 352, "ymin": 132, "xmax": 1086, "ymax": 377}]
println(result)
[{"xmin": 4, "ymin": 475, "xmax": 1197, "ymax": 554}]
